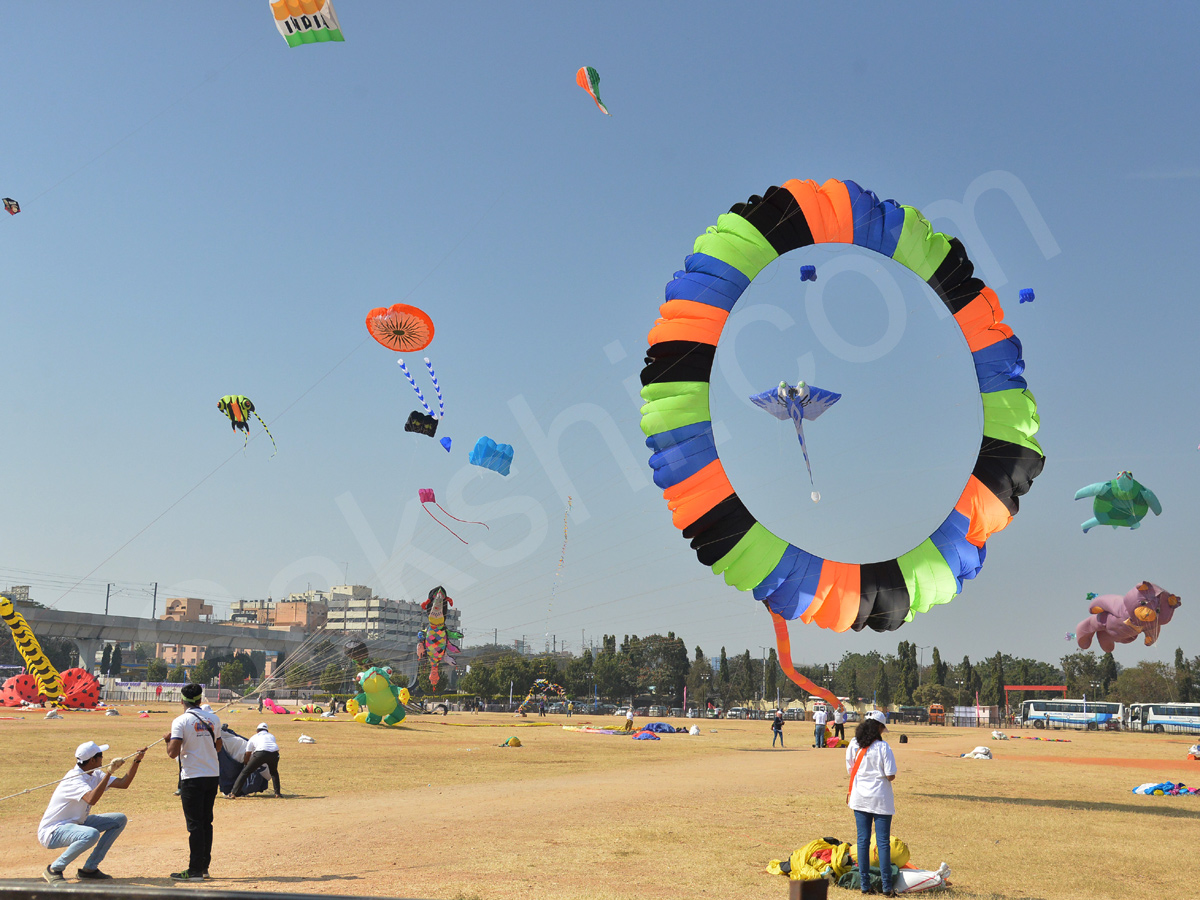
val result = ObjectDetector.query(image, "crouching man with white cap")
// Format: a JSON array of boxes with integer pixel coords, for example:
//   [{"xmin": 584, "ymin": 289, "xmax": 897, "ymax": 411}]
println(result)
[
  {"xmin": 37, "ymin": 741, "xmax": 147, "ymax": 883},
  {"xmin": 227, "ymin": 722, "xmax": 281, "ymax": 799}
]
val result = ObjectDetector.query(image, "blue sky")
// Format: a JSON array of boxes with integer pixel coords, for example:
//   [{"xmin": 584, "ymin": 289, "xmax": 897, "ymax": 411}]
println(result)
[{"xmin": 1, "ymin": 3, "xmax": 1197, "ymax": 669}]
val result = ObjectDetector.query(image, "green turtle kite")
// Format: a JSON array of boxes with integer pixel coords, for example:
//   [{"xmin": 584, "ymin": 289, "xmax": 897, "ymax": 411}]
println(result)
[{"xmin": 1075, "ymin": 471, "xmax": 1161, "ymax": 532}]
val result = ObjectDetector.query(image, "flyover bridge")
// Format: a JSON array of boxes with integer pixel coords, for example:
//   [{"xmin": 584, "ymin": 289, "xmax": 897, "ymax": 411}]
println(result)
[{"xmin": 19, "ymin": 607, "xmax": 329, "ymax": 673}]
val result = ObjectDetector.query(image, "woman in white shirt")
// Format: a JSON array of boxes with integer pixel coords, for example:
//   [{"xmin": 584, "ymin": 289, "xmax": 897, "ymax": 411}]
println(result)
[{"xmin": 845, "ymin": 710, "xmax": 897, "ymax": 897}]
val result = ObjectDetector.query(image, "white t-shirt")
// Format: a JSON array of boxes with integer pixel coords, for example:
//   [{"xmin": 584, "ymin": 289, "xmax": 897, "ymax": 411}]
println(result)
[
  {"xmin": 170, "ymin": 706, "xmax": 222, "ymax": 779},
  {"xmin": 626, "ymin": 711, "xmax": 634, "ymax": 721},
  {"xmin": 846, "ymin": 738, "xmax": 897, "ymax": 815},
  {"xmin": 246, "ymin": 730, "xmax": 279, "ymax": 754},
  {"xmin": 38, "ymin": 766, "xmax": 116, "ymax": 846},
  {"xmin": 812, "ymin": 709, "xmax": 828, "ymax": 726},
  {"xmin": 834, "ymin": 709, "xmax": 845, "ymax": 724}
]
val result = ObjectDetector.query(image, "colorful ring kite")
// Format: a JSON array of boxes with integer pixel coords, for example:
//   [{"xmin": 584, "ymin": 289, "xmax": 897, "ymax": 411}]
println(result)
[
  {"xmin": 366, "ymin": 303, "xmax": 435, "ymax": 352},
  {"xmin": 640, "ymin": 179, "xmax": 1045, "ymax": 636}
]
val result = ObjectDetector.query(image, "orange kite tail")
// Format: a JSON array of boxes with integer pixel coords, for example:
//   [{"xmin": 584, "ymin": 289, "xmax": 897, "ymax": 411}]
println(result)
[{"xmin": 770, "ymin": 610, "xmax": 843, "ymax": 711}]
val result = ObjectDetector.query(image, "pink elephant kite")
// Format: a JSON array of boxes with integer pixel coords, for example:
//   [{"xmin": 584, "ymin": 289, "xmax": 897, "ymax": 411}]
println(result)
[{"xmin": 1075, "ymin": 582, "xmax": 1181, "ymax": 652}]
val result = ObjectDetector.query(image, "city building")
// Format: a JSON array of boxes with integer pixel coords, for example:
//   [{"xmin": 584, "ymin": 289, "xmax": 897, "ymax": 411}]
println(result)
[
  {"xmin": 157, "ymin": 597, "xmax": 214, "ymax": 666},
  {"xmin": 229, "ymin": 598, "xmax": 274, "ymax": 625},
  {"xmin": 324, "ymin": 584, "xmax": 461, "ymax": 650}
]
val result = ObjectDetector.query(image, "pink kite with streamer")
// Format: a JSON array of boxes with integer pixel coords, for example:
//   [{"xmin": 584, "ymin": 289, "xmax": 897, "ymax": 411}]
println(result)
[
  {"xmin": 419, "ymin": 488, "xmax": 488, "ymax": 544},
  {"xmin": 262, "ymin": 697, "xmax": 291, "ymax": 714}
]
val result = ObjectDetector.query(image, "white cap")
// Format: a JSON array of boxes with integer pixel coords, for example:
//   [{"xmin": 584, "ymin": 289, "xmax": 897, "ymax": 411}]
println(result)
[
  {"xmin": 75, "ymin": 741, "xmax": 109, "ymax": 763},
  {"xmin": 256, "ymin": 722, "xmax": 269, "ymax": 731},
  {"xmin": 868, "ymin": 710, "xmax": 888, "ymax": 726}
]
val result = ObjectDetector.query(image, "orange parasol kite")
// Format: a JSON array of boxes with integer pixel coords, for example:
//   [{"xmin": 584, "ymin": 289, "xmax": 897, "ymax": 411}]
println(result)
[{"xmin": 366, "ymin": 304, "xmax": 434, "ymax": 352}]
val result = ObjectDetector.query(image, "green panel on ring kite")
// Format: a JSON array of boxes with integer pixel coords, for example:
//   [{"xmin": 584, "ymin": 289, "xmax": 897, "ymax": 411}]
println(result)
[
  {"xmin": 897, "ymin": 539, "xmax": 959, "ymax": 616},
  {"xmin": 891, "ymin": 206, "xmax": 952, "ymax": 281},
  {"xmin": 639, "ymin": 381, "xmax": 710, "ymax": 435},
  {"xmin": 640, "ymin": 178, "xmax": 1044, "ymax": 634},
  {"xmin": 711, "ymin": 524, "xmax": 789, "ymax": 590},
  {"xmin": 691, "ymin": 213, "xmax": 779, "ymax": 281},
  {"xmin": 981, "ymin": 389, "xmax": 1043, "ymax": 454}
]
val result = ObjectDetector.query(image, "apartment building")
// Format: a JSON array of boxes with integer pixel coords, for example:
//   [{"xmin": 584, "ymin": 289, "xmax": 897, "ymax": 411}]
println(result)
[
  {"xmin": 157, "ymin": 597, "xmax": 213, "ymax": 666},
  {"xmin": 323, "ymin": 584, "xmax": 461, "ymax": 649}
]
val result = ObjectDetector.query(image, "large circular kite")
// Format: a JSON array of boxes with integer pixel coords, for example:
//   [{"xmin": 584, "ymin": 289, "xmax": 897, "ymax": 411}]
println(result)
[
  {"xmin": 640, "ymin": 179, "xmax": 1045, "ymax": 634},
  {"xmin": 366, "ymin": 303, "xmax": 435, "ymax": 352}
]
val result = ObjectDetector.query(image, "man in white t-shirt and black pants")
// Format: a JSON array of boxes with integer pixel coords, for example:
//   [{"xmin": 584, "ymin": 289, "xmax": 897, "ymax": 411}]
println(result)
[
  {"xmin": 812, "ymin": 704, "xmax": 829, "ymax": 748},
  {"xmin": 228, "ymin": 722, "xmax": 281, "ymax": 798},
  {"xmin": 164, "ymin": 683, "xmax": 222, "ymax": 881},
  {"xmin": 37, "ymin": 741, "xmax": 147, "ymax": 883}
]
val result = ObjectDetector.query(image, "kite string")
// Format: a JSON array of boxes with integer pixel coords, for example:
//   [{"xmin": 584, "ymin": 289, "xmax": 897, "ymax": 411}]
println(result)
[
  {"xmin": 398, "ymin": 359, "xmax": 432, "ymax": 415},
  {"xmin": 433, "ymin": 503, "xmax": 488, "ymax": 530},
  {"xmin": 424, "ymin": 358, "xmax": 445, "ymax": 419},
  {"xmin": 546, "ymin": 497, "xmax": 572, "ymax": 639}
]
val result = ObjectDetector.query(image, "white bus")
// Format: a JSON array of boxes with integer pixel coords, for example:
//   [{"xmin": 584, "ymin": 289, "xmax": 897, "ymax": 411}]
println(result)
[
  {"xmin": 1126, "ymin": 703, "xmax": 1200, "ymax": 734},
  {"xmin": 1020, "ymin": 699, "xmax": 1123, "ymax": 730}
]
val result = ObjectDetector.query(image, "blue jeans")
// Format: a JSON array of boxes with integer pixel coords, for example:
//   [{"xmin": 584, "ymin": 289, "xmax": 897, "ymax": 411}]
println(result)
[
  {"xmin": 853, "ymin": 809, "xmax": 892, "ymax": 893},
  {"xmin": 814, "ymin": 724, "xmax": 825, "ymax": 747},
  {"xmin": 46, "ymin": 813, "xmax": 127, "ymax": 872}
]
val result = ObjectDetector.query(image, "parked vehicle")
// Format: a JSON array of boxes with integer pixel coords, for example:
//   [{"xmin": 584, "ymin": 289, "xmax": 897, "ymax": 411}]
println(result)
[
  {"xmin": 614, "ymin": 707, "xmax": 630, "ymax": 717},
  {"xmin": 896, "ymin": 706, "xmax": 929, "ymax": 724},
  {"xmin": 669, "ymin": 707, "xmax": 683, "ymax": 717},
  {"xmin": 928, "ymin": 704, "xmax": 945, "ymax": 725},
  {"xmin": 1020, "ymin": 699, "xmax": 1124, "ymax": 730},
  {"xmin": 783, "ymin": 708, "xmax": 805, "ymax": 721},
  {"xmin": 1127, "ymin": 703, "xmax": 1200, "ymax": 733},
  {"xmin": 648, "ymin": 706, "xmax": 667, "ymax": 717}
]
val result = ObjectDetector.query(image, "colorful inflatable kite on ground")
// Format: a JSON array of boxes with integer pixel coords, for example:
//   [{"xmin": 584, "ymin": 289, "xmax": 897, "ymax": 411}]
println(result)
[
  {"xmin": 749, "ymin": 380, "xmax": 841, "ymax": 485},
  {"xmin": 349, "ymin": 666, "xmax": 408, "ymax": 726},
  {"xmin": 217, "ymin": 395, "xmax": 277, "ymax": 456},
  {"xmin": 517, "ymin": 678, "xmax": 566, "ymax": 715},
  {"xmin": 639, "ymin": 178, "xmax": 1044, "ymax": 710},
  {"xmin": 1, "ymin": 593, "xmax": 64, "ymax": 706},
  {"xmin": 270, "ymin": 0, "xmax": 344, "ymax": 47},
  {"xmin": 576, "ymin": 66, "xmax": 609, "ymax": 115},
  {"xmin": 419, "ymin": 488, "xmax": 488, "ymax": 544},
  {"xmin": 469, "ymin": 437, "xmax": 513, "ymax": 476},
  {"xmin": 3, "ymin": 198, "xmax": 18, "ymax": 215},
  {"xmin": 1075, "ymin": 471, "xmax": 1161, "ymax": 532},
  {"xmin": 1075, "ymin": 582, "xmax": 1180, "ymax": 652},
  {"xmin": 262, "ymin": 697, "xmax": 292, "ymax": 714},
  {"xmin": 417, "ymin": 586, "xmax": 461, "ymax": 690}
]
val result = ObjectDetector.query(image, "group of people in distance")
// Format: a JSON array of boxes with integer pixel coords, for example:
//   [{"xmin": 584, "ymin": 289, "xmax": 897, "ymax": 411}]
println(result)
[{"xmin": 36, "ymin": 683, "xmax": 283, "ymax": 884}]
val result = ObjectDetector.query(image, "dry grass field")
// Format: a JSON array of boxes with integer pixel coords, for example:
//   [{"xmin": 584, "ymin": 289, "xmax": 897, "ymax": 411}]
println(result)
[{"xmin": 1, "ymin": 705, "xmax": 1198, "ymax": 899}]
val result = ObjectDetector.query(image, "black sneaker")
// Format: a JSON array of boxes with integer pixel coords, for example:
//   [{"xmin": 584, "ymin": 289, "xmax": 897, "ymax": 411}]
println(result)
[
  {"xmin": 170, "ymin": 871, "xmax": 203, "ymax": 881},
  {"xmin": 42, "ymin": 866, "xmax": 65, "ymax": 884},
  {"xmin": 78, "ymin": 868, "xmax": 113, "ymax": 880}
]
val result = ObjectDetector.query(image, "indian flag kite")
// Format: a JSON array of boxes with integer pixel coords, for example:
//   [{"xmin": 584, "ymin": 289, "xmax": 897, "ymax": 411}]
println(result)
[
  {"xmin": 270, "ymin": 0, "xmax": 344, "ymax": 47},
  {"xmin": 576, "ymin": 66, "xmax": 610, "ymax": 115}
]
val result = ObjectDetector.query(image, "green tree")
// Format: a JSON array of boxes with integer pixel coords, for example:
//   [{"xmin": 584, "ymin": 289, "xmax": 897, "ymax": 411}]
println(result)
[
  {"xmin": 874, "ymin": 665, "xmax": 892, "ymax": 709},
  {"xmin": 593, "ymin": 650, "xmax": 635, "ymax": 703},
  {"xmin": 718, "ymin": 647, "xmax": 730, "ymax": 696},
  {"xmin": 636, "ymin": 633, "xmax": 690, "ymax": 704},
  {"xmin": 846, "ymin": 667, "xmax": 859, "ymax": 702},
  {"xmin": 1098, "ymin": 652, "xmax": 1119, "ymax": 697},
  {"xmin": 146, "ymin": 658, "xmax": 169, "ymax": 681},
  {"xmin": 930, "ymin": 647, "xmax": 946, "ymax": 685},
  {"xmin": 168, "ymin": 664, "xmax": 189, "ymax": 683},
  {"xmin": 320, "ymin": 663, "xmax": 345, "ymax": 695},
  {"xmin": 109, "ymin": 645, "xmax": 123, "ymax": 677},
  {"xmin": 100, "ymin": 644, "xmax": 112, "ymax": 675},
  {"xmin": 956, "ymin": 656, "xmax": 976, "ymax": 705},
  {"xmin": 981, "ymin": 652, "xmax": 1005, "ymax": 706},
  {"xmin": 1111, "ymin": 661, "xmax": 1174, "ymax": 704},
  {"xmin": 766, "ymin": 648, "xmax": 778, "ymax": 700},
  {"xmin": 685, "ymin": 648, "xmax": 712, "ymax": 711},
  {"xmin": 193, "ymin": 658, "xmax": 219, "ymax": 685},
  {"xmin": 459, "ymin": 662, "xmax": 496, "ymax": 699},
  {"xmin": 133, "ymin": 642, "xmax": 156, "ymax": 664},
  {"xmin": 1176, "ymin": 648, "xmax": 1193, "ymax": 703},
  {"xmin": 219, "ymin": 658, "xmax": 245, "ymax": 686},
  {"xmin": 912, "ymin": 682, "xmax": 956, "ymax": 708},
  {"xmin": 1061, "ymin": 651, "xmax": 1100, "ymax": 697}
]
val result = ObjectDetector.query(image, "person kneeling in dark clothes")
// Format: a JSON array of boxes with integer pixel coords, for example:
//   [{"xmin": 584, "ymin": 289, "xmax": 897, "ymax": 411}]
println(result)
[{"xmin": 227, "ymin": 723, "xmax": 281, "ymax": 799}]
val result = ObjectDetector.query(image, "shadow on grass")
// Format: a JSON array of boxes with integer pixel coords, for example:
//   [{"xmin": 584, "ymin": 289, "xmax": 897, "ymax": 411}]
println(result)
[
  {"xmin": 115, "ymin": 874, "xmax": 365, "ymax": 887},
  {"xmin": 732, "ymin": 748, "xmax": 803, "ymax": 752},
  {"xmin": 914, "ymin": 792, "xmax": 1200, "ymax": 819}
]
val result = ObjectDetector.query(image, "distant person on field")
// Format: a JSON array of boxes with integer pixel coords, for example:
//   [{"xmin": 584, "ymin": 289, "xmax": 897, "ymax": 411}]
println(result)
[
  {"xmin": 38, "ymin": 741, "xmax": 147, "ymax": 884},
  {"xmin": 771, "ymin": 710, "xmax": 784, "ymax": 748},
  {"xmin": 624, "ymin": 709, "xmax": 634, "ymax": 732},
  {"xmin": 846, "ymin": 711, "xmax": 898, "ymax": 897},
  {"xmin": 812, "ymin": 705, "xmax": 829, "ymax": 748},
  {"xmin": 228, "ymin": 722, "xmax": 281, "ymax": 799},
  {"xmin": 833, "ymin": 706, "xmax": 846, "ymax": 742}
]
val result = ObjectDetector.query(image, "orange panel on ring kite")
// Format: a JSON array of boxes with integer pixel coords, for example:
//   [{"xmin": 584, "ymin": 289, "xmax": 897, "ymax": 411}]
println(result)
[{"xmin": 366, "ymin": 304, "xmax": 435, "ymax": 352}]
